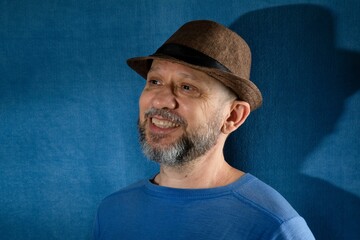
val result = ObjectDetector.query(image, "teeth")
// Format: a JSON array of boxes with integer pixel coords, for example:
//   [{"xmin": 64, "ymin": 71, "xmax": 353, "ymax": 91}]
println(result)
[{"xmin": 152, "ymin": 118, "xmax": 179, "ymax": 128}]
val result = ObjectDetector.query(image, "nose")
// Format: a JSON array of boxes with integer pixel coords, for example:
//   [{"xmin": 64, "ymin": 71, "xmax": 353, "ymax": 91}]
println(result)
[{"xmin": 152, "ymin": 87, "xmax": 178, "ymax": 110}]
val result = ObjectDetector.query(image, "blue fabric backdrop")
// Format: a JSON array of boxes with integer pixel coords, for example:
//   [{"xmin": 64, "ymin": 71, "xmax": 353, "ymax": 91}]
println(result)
[{"xmin": 1, "ymin": 0, "xmax": 359, "ymax": 239}]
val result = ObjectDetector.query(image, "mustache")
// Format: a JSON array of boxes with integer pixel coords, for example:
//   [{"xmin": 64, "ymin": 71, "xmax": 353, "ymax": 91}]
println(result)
[{"xmin": 144, "ymin": 108, "xmax": 187, "ymax": 126}]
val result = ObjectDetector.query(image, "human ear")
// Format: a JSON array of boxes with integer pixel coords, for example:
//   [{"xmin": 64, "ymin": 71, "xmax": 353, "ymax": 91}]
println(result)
[{"xmin": 221, "ymin": 101, "xmax": 251, "ymax": 134}]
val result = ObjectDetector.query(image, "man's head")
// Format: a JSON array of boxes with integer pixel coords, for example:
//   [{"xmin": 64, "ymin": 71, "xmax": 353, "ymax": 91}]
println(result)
[
  {"xmin": 127, "ymin": 20, "xmax": 262, "ymax": 167},
  {"xmin": 127, "ymin": 20, "xmax": 262, "ymax": 111}
]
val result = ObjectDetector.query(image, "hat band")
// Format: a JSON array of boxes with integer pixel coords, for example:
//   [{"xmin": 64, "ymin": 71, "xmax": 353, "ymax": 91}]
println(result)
[{"xmin": 153, "ymin": 43, "xmax": 231, "ymax": 73}]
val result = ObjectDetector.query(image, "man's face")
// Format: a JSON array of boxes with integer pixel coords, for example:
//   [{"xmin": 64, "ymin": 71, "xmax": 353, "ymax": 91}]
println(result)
[{"xmin": 138, "ymin": 60, "xmax": 232, "ymax": 166}]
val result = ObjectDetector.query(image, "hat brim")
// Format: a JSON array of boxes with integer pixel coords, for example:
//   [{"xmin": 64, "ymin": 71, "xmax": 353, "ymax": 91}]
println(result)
[{"xmin": 127, "ymin": 54, "xmax": 262, "ymax": 111}]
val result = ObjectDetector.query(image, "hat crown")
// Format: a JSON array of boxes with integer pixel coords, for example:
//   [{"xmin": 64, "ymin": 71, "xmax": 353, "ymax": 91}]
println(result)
[{"xmin": 163, "ymin": 20, "xmax": 251, "ymax": 80}]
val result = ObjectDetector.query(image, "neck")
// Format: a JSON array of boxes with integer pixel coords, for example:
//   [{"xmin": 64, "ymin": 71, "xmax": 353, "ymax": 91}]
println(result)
[{"xmin": 153, "ymin": 144, "xmax": 244, "ymax": 189}]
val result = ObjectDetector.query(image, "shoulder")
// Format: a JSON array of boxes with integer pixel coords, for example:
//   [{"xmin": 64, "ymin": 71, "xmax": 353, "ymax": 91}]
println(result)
[
  {"xmin": 231, "ymin": 174, "xmax": 315, "ymax": 238},
  {"xmin": 232, "ymin": 174, "xmax": 300, "ymax": 223}
]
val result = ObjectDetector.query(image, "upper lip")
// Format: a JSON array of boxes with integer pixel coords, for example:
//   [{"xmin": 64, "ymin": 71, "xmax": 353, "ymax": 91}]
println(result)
[{"xmin": 145, "ymin": 108, "xmax": 186, "ymax": 127}]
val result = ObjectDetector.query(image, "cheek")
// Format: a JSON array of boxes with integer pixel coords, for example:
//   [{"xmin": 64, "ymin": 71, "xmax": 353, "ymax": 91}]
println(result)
[
  {"xmin": 139, "ymin": 91, "xmax": 150, "ymax": 121},
  {"xmin": 196, "ymin": 101, "xmax": 222, "ymax": 122},
  {"xmin": 180, "ymin": 100, "xmax": 208, "ymax": 124}
]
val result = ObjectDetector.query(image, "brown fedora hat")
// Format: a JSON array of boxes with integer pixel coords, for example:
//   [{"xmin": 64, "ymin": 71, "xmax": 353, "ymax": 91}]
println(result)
[{"xmin": 127, "ymin": 20, "xmax": 262, "ymax": 111}]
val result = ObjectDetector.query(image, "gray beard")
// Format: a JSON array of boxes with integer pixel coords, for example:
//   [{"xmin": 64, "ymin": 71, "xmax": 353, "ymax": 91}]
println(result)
[{"xmin": 138, "ymin": 111, "xmax": 222, "ymax": 167}]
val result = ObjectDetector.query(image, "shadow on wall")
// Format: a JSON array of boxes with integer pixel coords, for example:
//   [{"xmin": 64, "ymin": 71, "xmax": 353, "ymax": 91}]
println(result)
[{"xmin": 224, "ymin": 4, "xmax": 360, "ymax": 239}]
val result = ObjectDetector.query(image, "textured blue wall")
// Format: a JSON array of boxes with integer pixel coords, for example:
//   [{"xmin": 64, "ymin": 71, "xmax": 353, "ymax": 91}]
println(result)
[{"xmin": 1, "ymin": 0, "xmax": 359, "ymax": 239}]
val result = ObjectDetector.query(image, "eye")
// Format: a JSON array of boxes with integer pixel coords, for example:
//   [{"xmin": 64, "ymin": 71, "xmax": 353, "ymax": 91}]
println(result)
[
  {"xmin": 149, "ymin": 79, "xmax": 160, "ymax": 85},
  {"xmin": 182, "ymin": 84, "xmax": 192, "ymax": 91},
  {"xmin": 145, "ymin": 79, "xmax": 162, "ymax": 88},
  {"xmin": 179, "ymin": 84, "xmax": 200, "ymax": 97}
]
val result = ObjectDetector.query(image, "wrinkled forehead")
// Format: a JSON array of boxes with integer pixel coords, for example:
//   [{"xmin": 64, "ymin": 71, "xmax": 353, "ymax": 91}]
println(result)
[
  {"xmin": 149, "ymin": 59, "xmax": 237, "ymax": 100},
  {"xmin": 149, "ymin": 59, "xmax": 203, "ymax": 76}
]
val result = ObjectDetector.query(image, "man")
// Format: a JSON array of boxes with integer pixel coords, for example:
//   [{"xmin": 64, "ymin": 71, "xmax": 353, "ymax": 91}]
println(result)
[{"xmin": 93, "ymin": 20, "xmax": 315, "ymax": 239}]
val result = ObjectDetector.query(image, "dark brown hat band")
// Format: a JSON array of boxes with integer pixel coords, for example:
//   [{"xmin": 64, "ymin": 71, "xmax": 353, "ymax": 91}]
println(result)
[{"xmin": 152, "ymin": 43, "xmax": 231, "ymax": 73}]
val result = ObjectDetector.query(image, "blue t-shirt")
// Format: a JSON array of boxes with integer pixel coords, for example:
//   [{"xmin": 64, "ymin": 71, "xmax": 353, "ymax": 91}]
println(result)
[{"xmin": 94, "ymin": 173, "xmax": 315, "ymax": 239}]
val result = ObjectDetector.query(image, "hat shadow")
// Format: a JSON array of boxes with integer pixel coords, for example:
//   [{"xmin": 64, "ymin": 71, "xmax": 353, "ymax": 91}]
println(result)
[{"xmin": 224, "ymin": 4, "xmax": 360, "ymax": 239}]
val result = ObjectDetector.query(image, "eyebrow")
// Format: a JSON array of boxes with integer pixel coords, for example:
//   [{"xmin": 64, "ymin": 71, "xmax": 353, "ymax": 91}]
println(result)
[
  {"xmin": 178, "ymin": 72, "xmax": 196, "ymax": 80},
  {"xmin": 148, "ymin": 65, "xmax": 160, "ymax": 74}
]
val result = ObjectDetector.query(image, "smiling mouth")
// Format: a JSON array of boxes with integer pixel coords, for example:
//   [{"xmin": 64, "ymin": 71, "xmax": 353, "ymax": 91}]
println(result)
[
  {"xmin": 151, "ymin": 118, "xmax": 180, "ymax": 128},
  {"xmin": 144, "ymin": 108, "xmax": 186, "ymax": 130}
]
